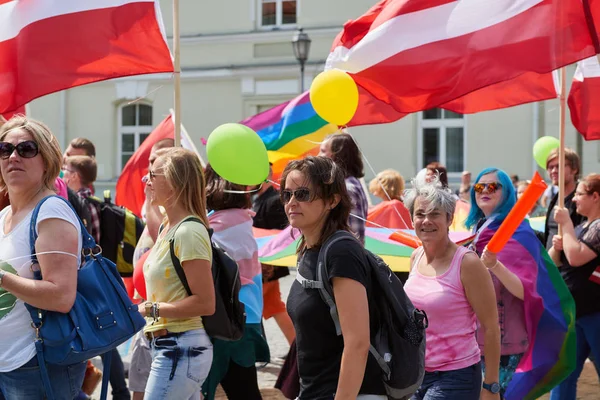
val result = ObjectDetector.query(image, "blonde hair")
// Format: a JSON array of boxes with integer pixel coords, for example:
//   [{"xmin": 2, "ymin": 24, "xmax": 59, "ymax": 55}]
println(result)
[
  {"xmin": 0, "ymin": 116, "xmax": 62, "ymax": 193},
  {"xmin": 369, "ymin": 169, "xmax": 405, "ymax": 201},
  {"xmin": 156, "ymin": 147, "xmax": 210, "ymax": 228}
]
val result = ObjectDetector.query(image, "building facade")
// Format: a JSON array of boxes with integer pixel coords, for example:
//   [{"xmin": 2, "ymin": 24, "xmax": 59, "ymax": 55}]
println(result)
[{"xmin": 28, "ymin": 0, "xmax": 598, "ymax": 196}]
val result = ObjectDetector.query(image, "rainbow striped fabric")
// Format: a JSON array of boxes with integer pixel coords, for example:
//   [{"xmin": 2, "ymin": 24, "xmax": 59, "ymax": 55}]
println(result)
[
  {"xmin": 254, "ymin": 226, "xmax": 473, "ymax": 272},
  {"xmin": 241, "ymin": 91, "xmax": 339, "ymax": 178},
  {"xmin": 474, "ymin": 219, "xmax": 576, "ymax": 400}
]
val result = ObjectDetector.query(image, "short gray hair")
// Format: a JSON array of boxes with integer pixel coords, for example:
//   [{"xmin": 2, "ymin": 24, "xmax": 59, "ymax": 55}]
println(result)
[{"xmin": 404, "ymin": 173, "xmax": 456, "ymax": 220}]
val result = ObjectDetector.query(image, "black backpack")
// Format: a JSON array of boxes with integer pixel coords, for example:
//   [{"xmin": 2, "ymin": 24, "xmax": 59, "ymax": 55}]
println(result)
[
  {"xmin": 84, "ymin": 191, "xmax": 145, "ymax": 277},
  {"xmin": 167, "ymin": 217, "xmax": 246, "ymax": 341},
  {"xmin": 303, "ymin": 231, "xmax": 428, "ymax": 400},
  {"xmin": 67, "ymin": 188, "xmax": 92, "ymax": 235}
]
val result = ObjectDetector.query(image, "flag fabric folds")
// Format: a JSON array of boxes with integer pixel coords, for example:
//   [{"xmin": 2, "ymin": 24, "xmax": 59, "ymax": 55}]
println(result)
[
  {"xmin": 241, "ymin": 92, "xmax": 338, "ymax": 180},
  {"xmin": 115, "ymin": 114, "xmax": 174, "ymax": 217},
  {"xmin": 326, "ymin": 0, "xmax": 600, "ymax": 126},
  {"xmin": 255, "ymin": 226, "xmax": 473, "ymax": 272},
  {"xmin": 474, "ymin": 219, "xmax": 576, "ymax": 400},
  {"xmin": 0, "ymin": 0, "xmax": 173, "ymax": 114},
  {"xmin": 1, "ymin": 105, "xmax": 25, "ymax": 121},
  {"xmin": 568, "ymin": 55, "xmax": 600, "ymax": 140}
]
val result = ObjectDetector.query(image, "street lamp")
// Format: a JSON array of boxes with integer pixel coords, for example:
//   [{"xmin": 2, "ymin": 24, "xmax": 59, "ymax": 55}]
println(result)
[{"xmin": 292, "ymin": 27, "xmax": 311, "ymax": 92}]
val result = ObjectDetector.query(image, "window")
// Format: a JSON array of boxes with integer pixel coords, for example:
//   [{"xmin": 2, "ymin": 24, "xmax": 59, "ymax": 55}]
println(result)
[
  {"xmin": 260, "ymin": 0, "xmax": 297, "ymax": 27},
  {"xmin": 118, "ymin": 104, "xmax": 152, "ymax": 171},
  {"xmin": 418, "ymin": 108, "xmax": 466, "ymax": 174}
]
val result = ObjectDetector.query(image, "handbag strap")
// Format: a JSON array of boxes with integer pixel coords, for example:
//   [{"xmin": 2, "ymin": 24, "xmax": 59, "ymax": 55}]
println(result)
[
  {"xmin": 26, "ymin": 195, "xmax": 111, "ymax": 400},
  {"xmin": 29, "ymin": 195, "xmax": 97, "ymax": 273},
  {"xmin": 35, "ymin": 339, "xmax": 112, "ymax": 400}
]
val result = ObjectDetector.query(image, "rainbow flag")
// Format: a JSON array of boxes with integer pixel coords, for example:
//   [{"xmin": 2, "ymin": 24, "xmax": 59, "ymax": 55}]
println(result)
[
  {"xmin": 255, "ymin": 226, "xmax": 473, "ymax": 272},
  {"xmin": 474, "ymin": 219, "xmax": 576, "ymax": 400},
  {"xmin": 241, "ymin": 92, "xmax": 339, "ymax": 179}
]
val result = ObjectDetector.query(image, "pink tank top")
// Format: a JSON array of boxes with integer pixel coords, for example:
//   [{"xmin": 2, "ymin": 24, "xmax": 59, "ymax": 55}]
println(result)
[{"xmin": 404, "ymin": 246, "xmax": 481, "ymax": 372}]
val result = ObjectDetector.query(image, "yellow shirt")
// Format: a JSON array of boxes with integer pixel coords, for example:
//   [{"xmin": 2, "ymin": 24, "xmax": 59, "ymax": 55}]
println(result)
[{"xmin": 143, "ymin": 217, "xmax": 212, "ymax": 333}]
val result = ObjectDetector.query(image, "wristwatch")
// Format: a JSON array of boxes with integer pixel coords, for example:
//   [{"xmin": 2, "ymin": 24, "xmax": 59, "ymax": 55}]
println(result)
[
  {"xmin": 144, "ymin": 302, "xmax": 153, "ymax": 318},
  {"xmin": 0, "ymin": 269, "xmax": 5, "ymax": 288},
  {"xmin": 482, "ymin": 381, "xmax": 501, "ymax": 394}
]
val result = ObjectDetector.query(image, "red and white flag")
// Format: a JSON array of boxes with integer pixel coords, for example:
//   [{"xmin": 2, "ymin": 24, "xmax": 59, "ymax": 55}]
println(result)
[
  {"xmin": 0, "ymin": 0, "xmax": 174, "ymax": 114},
  {"xmin": 568, "ymin": 56, "xmax": 600, "ymax": 140},
  {"xmin": 328, "ymin": 0, "xmax": 600, "ymax": 126},
  {"xmin": 115, "ymin": 113, "xmax": 203, "ymax": 217}
]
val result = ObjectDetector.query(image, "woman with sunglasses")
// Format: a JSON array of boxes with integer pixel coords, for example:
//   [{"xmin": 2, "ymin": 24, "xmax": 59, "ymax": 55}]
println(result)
[
  {"xmin": 465, "ymin": 168, "xmax": 543, "ymax": 398},
  {"xmin": 141, "ymin": 147, "xmax": 215, "ymax": 400},
  {"xmin": 403, "ymin": 174, "xmax": 500, "ymax": 400},
  {"xmin": 283, "ymin": 156, "xmax": 386, "ymax": 400},
  {"xmin": 549, "ymin": 173, "xmax": 600, "ymax": 400},
  {"xmin": 0, "ymin": 116, "xmax": 87, "ymax": 398},
  {"xmin": 201, "ymin": 164, "xmax": 268, "ymax": 400}
]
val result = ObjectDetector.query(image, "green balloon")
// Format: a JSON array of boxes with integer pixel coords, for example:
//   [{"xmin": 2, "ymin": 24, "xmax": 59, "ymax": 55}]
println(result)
[
  {"xmin": 206, "ymin": 123, "xmax": 269, "ymax": 185},
  {"xmin": 533, "ymin": 136, "xmax": 560, "ymax": 169}
]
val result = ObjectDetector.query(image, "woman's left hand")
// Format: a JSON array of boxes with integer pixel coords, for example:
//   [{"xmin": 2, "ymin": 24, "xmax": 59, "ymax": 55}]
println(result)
[
  {"xmin": 481, "ymin": 246, "xmax": 498, "ymax": 270},
  {"xmin": 137, "ymin": 303, "xmax": 147, "ymax": 317}
]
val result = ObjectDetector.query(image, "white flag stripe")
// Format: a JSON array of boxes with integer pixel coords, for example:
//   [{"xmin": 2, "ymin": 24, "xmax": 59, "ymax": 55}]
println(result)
[
  {"xmin": 326, "ymin": 0, "xmax": 543, "ymax": 73},
  {"xmin": 573, "ymin": 56, "xmax": 600, "ymax": 82},
  {"xmin": 0, "ymin": 0, "xmax": 154, "ymax": 42},
  {"xmin": 593, "ymin": 271, "xmax": 600, "ymax": 279}
]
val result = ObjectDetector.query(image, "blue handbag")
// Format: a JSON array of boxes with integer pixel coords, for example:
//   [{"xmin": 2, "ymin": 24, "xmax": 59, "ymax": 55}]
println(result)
[{"xmin": 25, "ymin": 196, "xmax": 146, "ymax": 399}]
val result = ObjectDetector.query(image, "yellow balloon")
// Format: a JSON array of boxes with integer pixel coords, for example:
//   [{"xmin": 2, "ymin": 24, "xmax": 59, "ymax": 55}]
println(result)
[{"xmin": 310, "ymin": 69, "xmax": 359, "ymax": 126}]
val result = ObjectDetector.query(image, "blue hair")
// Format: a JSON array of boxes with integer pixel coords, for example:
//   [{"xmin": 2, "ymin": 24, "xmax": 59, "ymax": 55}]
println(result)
[{"xmin": 464, "ymin": 167, "xmax": 516, "ymax": 229}]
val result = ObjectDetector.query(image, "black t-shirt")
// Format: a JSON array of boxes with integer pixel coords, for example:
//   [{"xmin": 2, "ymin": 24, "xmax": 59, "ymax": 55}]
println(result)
[
  {"xmin": 252, "ymin": 186, "xmax": 289, "ymax": 230},
  {"xmin": 545, "ymin": 191, "xmax": 584, "ymax": 268},
  {"xmin": 286, "ymin": 239, "xmax": 385, "ymax": 400},
  {"xmin": 561, "ymin": 219, "xmax": 600, "ymax": 318}
]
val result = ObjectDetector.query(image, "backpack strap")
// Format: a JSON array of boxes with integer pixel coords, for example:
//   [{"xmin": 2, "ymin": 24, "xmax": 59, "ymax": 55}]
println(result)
[
  {"xmin": 317, "ymin": 231, "xmax": 394, "ymax": 380},
  {"xmin": 315, "ymin": 231, "xmax": 361, "ymax": 336},
  {"xmin": 168, "ymin": 217, "xmax": 213, "ymax": 297}
]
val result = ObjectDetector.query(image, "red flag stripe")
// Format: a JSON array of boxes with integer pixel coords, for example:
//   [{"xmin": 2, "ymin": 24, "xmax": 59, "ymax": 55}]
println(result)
[
  {"xmin": 115, "ymin": 115, "xmax": 174, "ymax": 217},
  {"xmin": 327, "ymin": 0, "xmax": 598, "ymax": 124},
  {"xmin": 0, "ymin": 1, "xmax": 173, "ymax": 114},
  {"xmin": 568, "ymin": 56, "xmax": 600, "ymax": 141}
]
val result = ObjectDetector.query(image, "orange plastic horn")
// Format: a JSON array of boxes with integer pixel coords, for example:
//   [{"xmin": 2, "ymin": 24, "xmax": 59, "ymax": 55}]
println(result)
[
  {"xmin": 487, "ymin": 172, "xmax": 547, "ymax": 253},
  {"xmin": 389, "ymin": 230, "xmax": 423, "ymax": 249}
]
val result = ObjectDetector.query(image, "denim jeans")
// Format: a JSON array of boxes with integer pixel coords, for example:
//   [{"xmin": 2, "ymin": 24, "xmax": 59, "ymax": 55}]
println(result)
[
  {"xmin": 107, "ymin": 347, "xmax": 130, "ymax": 400},
  {"xmin": 144, "ymin": 329, "xmax": 213, "ymax": 400},
  {"xmin": 0, "ymin": 356, "xmax": 86, "ymax": 400},
  {"xmin": 550, "ymin": 312, "xmax": 600, "ymax": 400},
  {"xmin": 411, "ymin": 363, "xmax": 482, "ymax": 400}
]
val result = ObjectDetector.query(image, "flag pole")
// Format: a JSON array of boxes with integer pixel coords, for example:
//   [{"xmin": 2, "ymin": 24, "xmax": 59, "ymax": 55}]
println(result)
[
  {"xmin": 558, "ymin": 66, "xmax": 567, "ymax": 235},
  {"xmin": 173, "ymin": 0, "xmax": 181, "ymax": 147}
]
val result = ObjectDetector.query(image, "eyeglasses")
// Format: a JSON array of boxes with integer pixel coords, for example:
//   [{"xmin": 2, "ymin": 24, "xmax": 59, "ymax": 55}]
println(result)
[
  {"xmin": 473, "ymin": 182, "xmax": 503, "ymax": 194},
  {"xmin": 575, "ymin": 191, "xmax": 591, "ymax": 197},
  {"xmin": 282, "ymin": 188, "xmax": 311, "ymax": 203},
  {"xmin": 62, "ymin": 167, "xmax": 75, "ymax": 174},
  {"xmin": 148, "ymin": 170, "xmax": 165, "ymax": 180},
  {"xmin": 0, "ymin": 141, "xmax": 39, "ymax": 159}
]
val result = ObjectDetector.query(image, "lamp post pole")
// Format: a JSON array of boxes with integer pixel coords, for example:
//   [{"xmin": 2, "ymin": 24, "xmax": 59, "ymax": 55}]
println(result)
[{"xmin": 292, "ymin": 28, "xmax": 311, "ymax": 92}]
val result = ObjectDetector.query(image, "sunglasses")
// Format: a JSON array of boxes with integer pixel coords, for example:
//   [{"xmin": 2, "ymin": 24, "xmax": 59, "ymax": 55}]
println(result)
[
  {"xmin": 148, "ymin": 169, "xmax": 165, "ymax": 180},
  {"xmin": 473, "ymin": 182, "xmax": 503, "ymax": 194},
  {"xmin": 0, "ymin": 141, "xmax": 39, "ymax": 160},
  {"xmin": 282, "ymin": 188, "xmax": 311, "ymax": 203}
]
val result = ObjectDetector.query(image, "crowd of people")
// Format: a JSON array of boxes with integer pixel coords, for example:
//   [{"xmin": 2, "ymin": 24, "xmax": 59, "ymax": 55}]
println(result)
[{"xmin": 0, "ymin": 115, "xmax": 597, "ymax": 400}]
